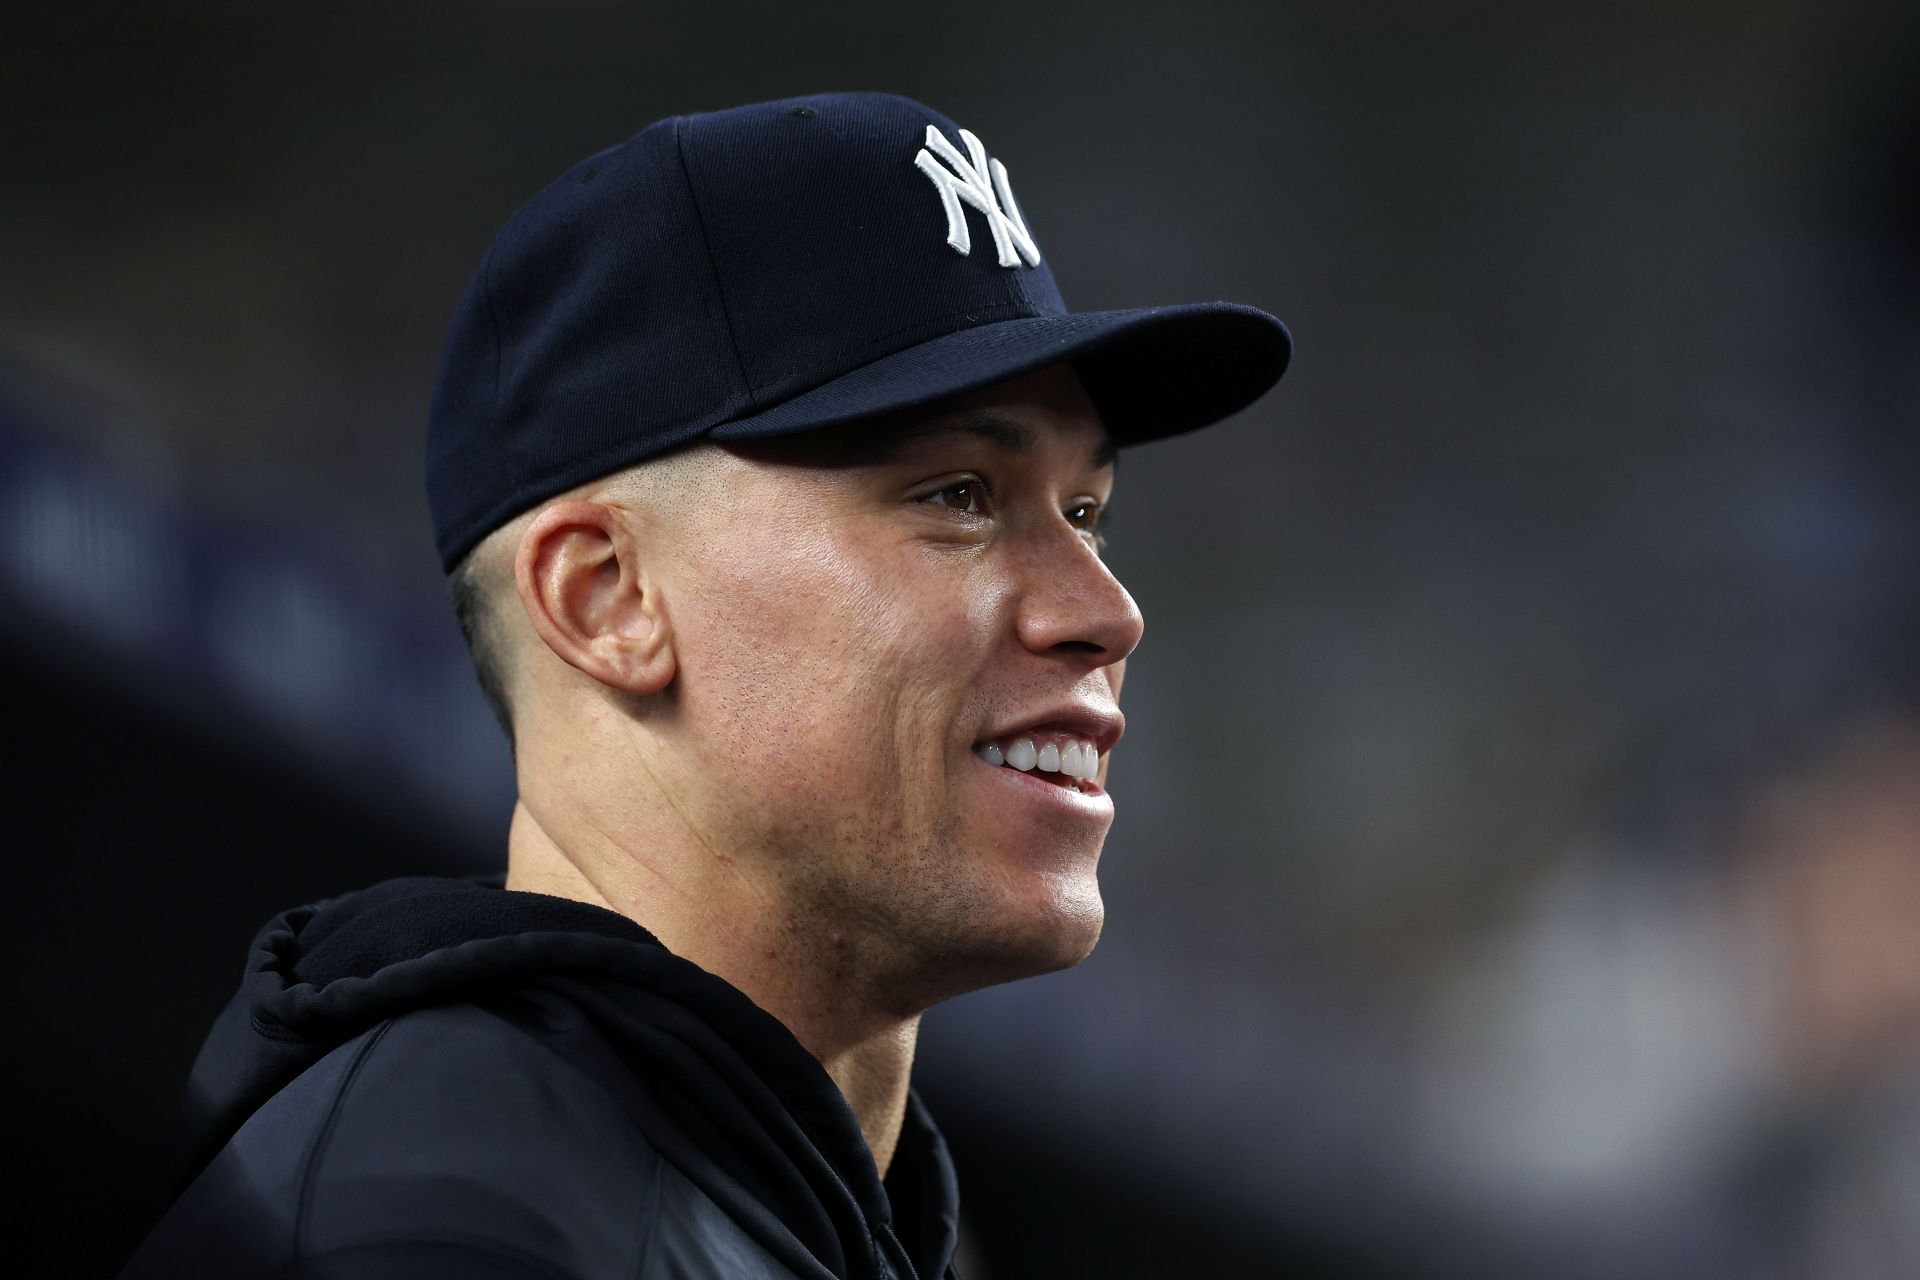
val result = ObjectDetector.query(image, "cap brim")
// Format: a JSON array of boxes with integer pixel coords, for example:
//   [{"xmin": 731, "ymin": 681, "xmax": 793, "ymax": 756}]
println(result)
[{"xmin": 705, "ymin": 302, "xmax": 1290, "ymax": 448}]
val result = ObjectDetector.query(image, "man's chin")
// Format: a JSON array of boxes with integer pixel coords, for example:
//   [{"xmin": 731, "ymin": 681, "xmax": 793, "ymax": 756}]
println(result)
[
  {"xmin": 1033, "ymin": 888, "xmax": 1105, "ymax": 969},
  {"xmin": 934, "ymin": 891, "xmax": 1106, "ymax": 996}
]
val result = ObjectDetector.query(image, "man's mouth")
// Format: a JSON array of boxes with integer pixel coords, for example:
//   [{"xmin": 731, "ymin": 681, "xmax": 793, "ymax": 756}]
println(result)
[{"xmin": 972, "ymin": 731, "xmax": 1102, "ymax": 795}]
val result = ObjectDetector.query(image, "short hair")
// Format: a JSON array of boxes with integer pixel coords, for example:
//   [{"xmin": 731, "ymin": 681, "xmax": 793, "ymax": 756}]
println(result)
[
  {"xmin": 441, "ymin": 444, "xmax": 727, "ymax": 755},
  {"xmin": 449, "ymin": 538, "xmax": 518, "ymax": 752}
]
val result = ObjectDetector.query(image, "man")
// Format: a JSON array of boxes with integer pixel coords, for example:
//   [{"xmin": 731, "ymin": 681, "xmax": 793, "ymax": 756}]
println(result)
[{"xmin": 122, "ymin": 92, "xmax": 1289, "ymax": 1279}]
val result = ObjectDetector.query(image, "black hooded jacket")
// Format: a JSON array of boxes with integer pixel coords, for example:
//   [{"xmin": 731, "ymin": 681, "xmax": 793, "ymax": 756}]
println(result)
[{"xmin": 121, "ymin": 874, "xmax": 962, "ymax": 1279}]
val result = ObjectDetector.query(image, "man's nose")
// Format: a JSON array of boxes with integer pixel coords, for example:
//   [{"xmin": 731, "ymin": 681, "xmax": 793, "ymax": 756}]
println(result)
[{"xmin": 1012, "ymin": 525, "xmax": 1145, "ymax": 667}]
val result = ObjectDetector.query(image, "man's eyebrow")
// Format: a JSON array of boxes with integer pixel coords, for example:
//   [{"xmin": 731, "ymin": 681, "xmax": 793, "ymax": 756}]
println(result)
[{"xmin": 868, "ymin": 410, "xmax": 1120, "ymax": 473}]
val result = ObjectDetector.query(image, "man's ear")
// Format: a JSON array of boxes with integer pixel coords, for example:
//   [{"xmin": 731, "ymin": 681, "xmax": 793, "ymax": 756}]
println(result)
[{"xmin": 514, "ymin": 501, "xmax": 676, "ymax": 697}]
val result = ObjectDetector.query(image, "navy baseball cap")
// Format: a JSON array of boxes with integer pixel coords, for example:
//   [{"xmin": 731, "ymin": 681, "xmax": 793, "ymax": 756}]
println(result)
[{"xmin": 427, "ymin": 91, "xmax": 1291, "ymax": 573}]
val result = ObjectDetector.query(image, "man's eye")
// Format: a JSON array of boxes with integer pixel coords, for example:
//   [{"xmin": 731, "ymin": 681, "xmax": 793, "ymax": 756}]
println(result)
[
  {"xmin": 1067, "ymin": 499, "xmax": 1111, "ymax": 552},
  {"xmin": 924, "ymin": 480, "xmax": 990, "ymax": 516}
]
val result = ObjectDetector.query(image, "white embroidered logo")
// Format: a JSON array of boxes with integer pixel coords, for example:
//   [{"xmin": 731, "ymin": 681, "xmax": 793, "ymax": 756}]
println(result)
[{"xmin": 913, "ymin": 125, "xmax": 1042, "ymax": 268}]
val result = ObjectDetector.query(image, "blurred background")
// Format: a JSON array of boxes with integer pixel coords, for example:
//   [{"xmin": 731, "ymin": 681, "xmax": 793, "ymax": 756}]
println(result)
[{"xmin": 7, "ymin": 1, "xmax": 1918, "ymax": 1276}]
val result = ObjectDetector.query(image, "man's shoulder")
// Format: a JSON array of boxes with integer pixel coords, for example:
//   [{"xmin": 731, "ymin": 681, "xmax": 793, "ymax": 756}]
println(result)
[
  {"xmin": 129, "ymin": 1004, "xmax": 649, "ymax": 1278},
  {"xmin": 308, "ymin": 1001, "xmax": 638, "ymax": 1157},
  {"xmin": 291, "ymin": 1002, "xmax": 660, "ymax": 1254}
]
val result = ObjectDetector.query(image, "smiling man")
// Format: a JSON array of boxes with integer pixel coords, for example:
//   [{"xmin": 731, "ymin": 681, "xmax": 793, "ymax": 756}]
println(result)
[{"xmin": 123, "ymin": 93, "xmax": 1288, "ymax": 1280}]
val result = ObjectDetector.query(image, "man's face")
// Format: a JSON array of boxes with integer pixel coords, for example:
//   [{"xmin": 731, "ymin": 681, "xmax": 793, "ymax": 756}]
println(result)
[{"xmin": 648, "ymin": 363, "xmax": 1142, "ymax": 1006}]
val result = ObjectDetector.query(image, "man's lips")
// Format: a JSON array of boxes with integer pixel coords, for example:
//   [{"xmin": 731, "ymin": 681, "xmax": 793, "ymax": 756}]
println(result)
[
  {"xmin": 969, "ymin": 747, "xmax": 1114, "ymax": 815},
  {"xmin": 973, "ymin": 706, "xmax": 1124, "ymax": 757}
]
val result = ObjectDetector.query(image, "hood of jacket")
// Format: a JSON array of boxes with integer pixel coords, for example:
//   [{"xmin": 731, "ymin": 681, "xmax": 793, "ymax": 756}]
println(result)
[{"xmin": 172, "ymin": 872, "xmax": 960, "ymax": 1280}]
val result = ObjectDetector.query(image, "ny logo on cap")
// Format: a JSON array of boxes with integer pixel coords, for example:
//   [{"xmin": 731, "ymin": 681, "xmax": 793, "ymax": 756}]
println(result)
[{"xmin": 913, "ymin": 125, "xmax": 1042, "ymax": 269}]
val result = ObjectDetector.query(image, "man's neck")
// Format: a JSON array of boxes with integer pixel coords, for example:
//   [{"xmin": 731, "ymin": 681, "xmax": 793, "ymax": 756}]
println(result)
[{"xmin": 502, "ymin": 798, "xmax": 921, "ymax": 1179}]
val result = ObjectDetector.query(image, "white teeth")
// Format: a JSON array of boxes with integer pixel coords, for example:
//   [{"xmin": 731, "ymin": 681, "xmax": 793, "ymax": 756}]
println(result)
[{"xmin": 979, "ymin": 735, "xmax": 1101, "ymax": 783}]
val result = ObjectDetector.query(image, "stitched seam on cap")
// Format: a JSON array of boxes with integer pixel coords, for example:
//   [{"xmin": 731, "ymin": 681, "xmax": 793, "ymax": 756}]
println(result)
[
  {"xmin": 673, "ymin": 116, "xmax": 755, "ymax": 410},
  {"xmin": 1004, "ymin": 243, "xmax": 1037, "ymax": 313}
]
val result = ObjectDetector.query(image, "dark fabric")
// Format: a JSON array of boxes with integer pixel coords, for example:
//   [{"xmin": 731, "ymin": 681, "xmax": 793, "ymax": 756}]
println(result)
[
  {"xmin": 123, "ymin": 873, "xmax": 961, "ymax": 1280},
  {"xmin": 426, "ymin": 90, "xmax": 1291, "ymax": 572}
]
